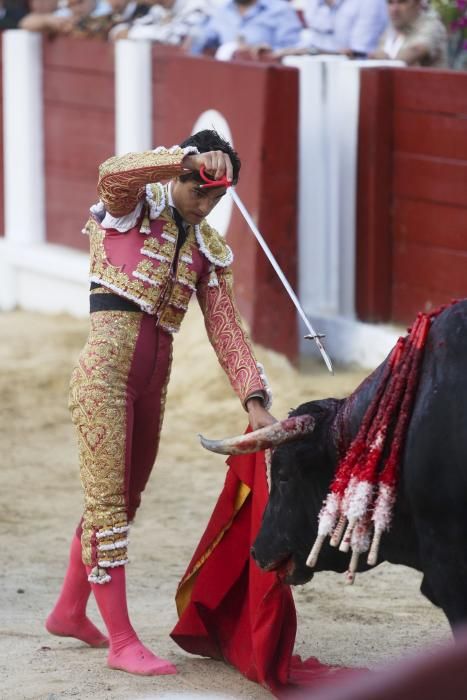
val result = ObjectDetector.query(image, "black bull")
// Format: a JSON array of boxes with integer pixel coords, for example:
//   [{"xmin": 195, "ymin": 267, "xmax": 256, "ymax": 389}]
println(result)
[{"xmin": 203, "ymin": 300, "xmax": 467, "ymax": 630}]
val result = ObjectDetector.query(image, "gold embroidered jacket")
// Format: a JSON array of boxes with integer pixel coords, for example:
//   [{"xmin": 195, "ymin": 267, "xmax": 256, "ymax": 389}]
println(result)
[{"xmin": 84, "ymin": 145, "xmax": 272, "ymax": 409}]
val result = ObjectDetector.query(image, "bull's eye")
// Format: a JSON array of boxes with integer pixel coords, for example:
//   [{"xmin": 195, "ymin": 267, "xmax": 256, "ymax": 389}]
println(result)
[{"xmin": 278, "ymin": 473, "xmax": 289, "ymax": 483}]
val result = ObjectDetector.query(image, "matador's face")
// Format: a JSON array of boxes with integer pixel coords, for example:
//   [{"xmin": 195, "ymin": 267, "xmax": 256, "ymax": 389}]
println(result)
[{"xmin": 171, "ymin": 178, "xmax": 226, "ymax": 226}]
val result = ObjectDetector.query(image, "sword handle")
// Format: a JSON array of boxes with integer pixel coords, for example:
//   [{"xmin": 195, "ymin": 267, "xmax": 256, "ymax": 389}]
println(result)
[{"xmin": 198, "ymin": 165, "xmax": 231, "ymax": 189}]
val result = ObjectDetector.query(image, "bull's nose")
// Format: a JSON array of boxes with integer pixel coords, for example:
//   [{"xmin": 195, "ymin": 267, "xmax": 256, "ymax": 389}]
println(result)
[{"xmin": 250, "ymin": 546, "xmax": 258, "ymax": 561}]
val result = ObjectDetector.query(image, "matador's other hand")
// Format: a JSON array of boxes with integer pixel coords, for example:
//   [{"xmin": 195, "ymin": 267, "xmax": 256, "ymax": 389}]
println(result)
[
  {"xmin": 246, "ymin": 398, "xmax": 277, "ymax": 432},
  {"xmin": 182, "ymin": 151, "xmax": 233, "ymax": 183}
]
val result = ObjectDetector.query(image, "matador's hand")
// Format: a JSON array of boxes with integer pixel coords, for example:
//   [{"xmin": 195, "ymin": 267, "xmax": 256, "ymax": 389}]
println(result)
[
  {"xmin": 182, "ymin": 151, "xmax": 233, "ymax": 183},
  {"xmin": 246, "ymin": 398, "xmax": 277, "ymax": 432}
]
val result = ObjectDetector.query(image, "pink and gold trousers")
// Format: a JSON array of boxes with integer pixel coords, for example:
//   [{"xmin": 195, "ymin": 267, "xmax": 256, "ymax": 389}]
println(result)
[{"xmin": 69, "ymin": 309, "xmax": 172, "ymax": 584}]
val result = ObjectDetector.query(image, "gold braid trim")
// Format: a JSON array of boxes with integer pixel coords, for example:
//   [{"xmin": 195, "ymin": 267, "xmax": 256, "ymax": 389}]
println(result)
[
  {"xmin": 197, "ymin": 268, "xmax": 266, "ymax": 409},
  {"xmin": 87, "ymin": 217, "xmax": 199, "ymax": 329},
  {"xmin": 90, "ymin": 286, "xmax": 114, "ymax": 295},
  {"xmin": 158, "ymin": 228, "xmax": 199, "ymax": 332},
  {"xmin": 157, "ymin": 341, "xmax": 173, "ymax": 441},
  {"xmin": 69, "ymin": 311, "xmax": 143, "ymax": 567},
  {"xmin": 98, "ymin": 148, "xmax": 187, "ymax": 218},
  {"xmin": 87, "ymin": 218, "xmax": 162, "ymax": 313},
  {"xmin": 196, "ymin": 220, "xmax": 233, "ymax": 268}
]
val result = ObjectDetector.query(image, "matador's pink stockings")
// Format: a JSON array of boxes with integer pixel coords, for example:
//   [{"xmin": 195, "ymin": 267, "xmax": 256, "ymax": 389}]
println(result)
[
  {"xmin": 88, "ymin": 565, "xmax": 177, "ymax": 676},
  {"xmin": 46, "ymin": 534, "xmax": 108, "ymax": 647}
]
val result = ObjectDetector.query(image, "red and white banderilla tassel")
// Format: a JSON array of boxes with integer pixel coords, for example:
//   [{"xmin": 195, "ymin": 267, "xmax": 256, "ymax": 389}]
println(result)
[{"xmin": 305, "ymin": 308, "xmax": 437, "ymax": 584}]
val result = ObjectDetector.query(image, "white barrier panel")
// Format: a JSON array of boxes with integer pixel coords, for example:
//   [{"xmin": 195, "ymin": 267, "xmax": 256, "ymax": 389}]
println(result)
[
  {"xmin": 3, "ymin": 30, "xmax": 45, "ymax": 244},
  {"xmin": 284, "ymin": 56, "xmax": 402, "ymax": 367},
  {"xmin": 0, "ymin": 247, "xmax": 15, "ymax": 311},
  {"xmin": 283, "ymin": 55, "xmax": 342, "ymax": 317},
  {"xmin": 0, "ymin": 32, "xmax": 90, "ymax": 316},
  {"xmin": 115, "ymin": 40, "xmax": 152, "ymax": 155},
  {"xmin": 4, "ymin": 244, "xmax": 89, "ymax": 317},
  {"xmin": 327, "ymin": 59, "xmax": 360, "ymax": 320}
]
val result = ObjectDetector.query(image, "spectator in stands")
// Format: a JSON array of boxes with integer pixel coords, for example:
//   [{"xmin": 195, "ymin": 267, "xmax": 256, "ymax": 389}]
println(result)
[
  {"xmin": 19, "ymin": 0, "xmax": 66, "ymax": 33},
  {"xmin": 370, "ymin": 0, "xmax": 448, "ymax": 67},
  {"xmin": 303, "ymin": 0, "xmax": 388, "ymax": 56},
  {"xmin": 276, "ymin": 0, "xmax": 388, "ymax": 59},
  {"xmin": 110, "ymin": 0, "xmax": 209, "ymax": 45},
  {"xmin": 104, "ymin": 0, "xmax": 149, "ymax": 39},
  {"xmin": 190, "ymin": 0, "xmax": 303, "ymax": 60},
  {"xmin": 0, "ymin": 0, "xmax": 29, "ymax": 29},
  {"xmin": 76, "ymin": 0, "xmax": 150, "ymax": 40},
  {"xmin": 20, "ymin": 0, "xmax": 112, "ymax": 36}
]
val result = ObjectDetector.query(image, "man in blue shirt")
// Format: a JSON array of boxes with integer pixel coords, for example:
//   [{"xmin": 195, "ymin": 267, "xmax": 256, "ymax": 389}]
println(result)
[
  {"xmin": 191, "ymin": 0, "xmax": 303, "ymax": 59},
  {"xmin": 303, "ymin": 0, "xmax": 388, "ymax": 56}
]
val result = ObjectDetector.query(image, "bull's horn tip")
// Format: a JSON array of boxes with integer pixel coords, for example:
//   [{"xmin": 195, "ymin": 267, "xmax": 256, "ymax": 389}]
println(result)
[{"xmin": 199, "ymin": 434, "xmax": 219, "ymax": 451}]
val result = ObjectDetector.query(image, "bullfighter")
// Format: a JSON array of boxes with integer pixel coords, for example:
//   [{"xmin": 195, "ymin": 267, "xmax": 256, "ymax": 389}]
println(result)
[{"xmin": 45, "ymin": 129, "xmax": 276, "ymax": 676}]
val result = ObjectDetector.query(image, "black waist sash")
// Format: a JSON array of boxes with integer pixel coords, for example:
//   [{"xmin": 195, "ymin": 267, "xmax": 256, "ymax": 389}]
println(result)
[{"xmin": 89, "ymin": 282, "xmax": 141, "ymax": 313}]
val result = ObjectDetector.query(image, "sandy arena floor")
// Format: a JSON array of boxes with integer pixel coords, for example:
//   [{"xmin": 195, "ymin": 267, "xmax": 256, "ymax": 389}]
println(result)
[{"xmin": 0, "ymin": 304, "xmax": 450, "ymax": 700}]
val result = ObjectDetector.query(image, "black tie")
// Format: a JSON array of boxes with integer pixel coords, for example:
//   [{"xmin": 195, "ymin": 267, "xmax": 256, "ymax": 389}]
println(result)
[{"xmin": 173, "ymin": 208, "xmax": 187, "ymax": 257}]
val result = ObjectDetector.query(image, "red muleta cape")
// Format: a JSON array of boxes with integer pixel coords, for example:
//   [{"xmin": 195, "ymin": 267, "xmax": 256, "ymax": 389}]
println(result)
[{"xmin": 171, "ymin": 444, "xmax": 353, "ymax": 696}]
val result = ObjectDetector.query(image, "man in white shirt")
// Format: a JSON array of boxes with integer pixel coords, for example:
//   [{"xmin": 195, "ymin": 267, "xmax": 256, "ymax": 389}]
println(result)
[
  {"xmin": 371, "ymin": 0, "xmax": 447, "ymax": 67},
  {"xmin": 111, "ymin": 0, "xmax": 210, "ymax": 45},
  {"xmin": 20, "ymin": 0, "xmax": 111, "ymax": 33}
]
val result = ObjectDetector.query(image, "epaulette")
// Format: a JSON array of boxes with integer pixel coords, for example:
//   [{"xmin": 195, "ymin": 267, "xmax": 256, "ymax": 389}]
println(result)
[{"xmin": 195, "ymin": 220, "xmax": 234, "ymax": 268}]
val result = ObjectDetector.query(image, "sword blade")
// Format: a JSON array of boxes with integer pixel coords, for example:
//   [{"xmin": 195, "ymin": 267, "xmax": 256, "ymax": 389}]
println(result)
[{"xmin": 229, "ymin": 188, "xmax": 333, "ymax": 373}]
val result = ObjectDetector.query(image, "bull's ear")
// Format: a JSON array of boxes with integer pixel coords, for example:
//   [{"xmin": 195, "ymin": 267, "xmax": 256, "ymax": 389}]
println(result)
[{"xmin": 199, "ymin": 414, "xmax": 316, "ymax": 455}]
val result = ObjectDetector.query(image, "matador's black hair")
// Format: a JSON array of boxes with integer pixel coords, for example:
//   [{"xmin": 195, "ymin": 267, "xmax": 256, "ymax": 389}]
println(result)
[{"xmin": 179, "ymin": 129, "xmax": 241, "ymax": 186}]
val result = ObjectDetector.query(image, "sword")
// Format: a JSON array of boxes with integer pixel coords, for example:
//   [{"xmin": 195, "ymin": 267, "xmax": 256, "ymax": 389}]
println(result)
[{"xmin": 199, "ymin": 167, "xmax": 334, "ymax": 373}]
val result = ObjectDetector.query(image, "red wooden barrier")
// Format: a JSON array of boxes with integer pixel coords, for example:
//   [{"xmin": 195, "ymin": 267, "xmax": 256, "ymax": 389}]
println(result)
[
  {"xmin": 356, "ymin": 68, "xmax": 394, "ymax": 322},
  {"xmin": 152, "ymin": 49, "xmax": 299, "ymax": 360},
  {"xmin": 43, "ymin": 38, "xmax": 115, "ymax": 251},
  {"xmin": 357, "ymin": 68, "xmax": 467, "ymax": 325}
]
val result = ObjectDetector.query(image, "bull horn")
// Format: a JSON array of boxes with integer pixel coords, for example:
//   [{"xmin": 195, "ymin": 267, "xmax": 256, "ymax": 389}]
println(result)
[{"xmin": 199, "ymin": 414, "xmax": 316, "ymax": 455}]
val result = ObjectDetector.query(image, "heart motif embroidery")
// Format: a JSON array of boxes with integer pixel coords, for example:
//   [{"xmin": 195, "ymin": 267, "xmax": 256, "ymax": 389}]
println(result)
[{"xmin": 82, "ymin": 424, "xmax": 107, "ymax": 451}]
